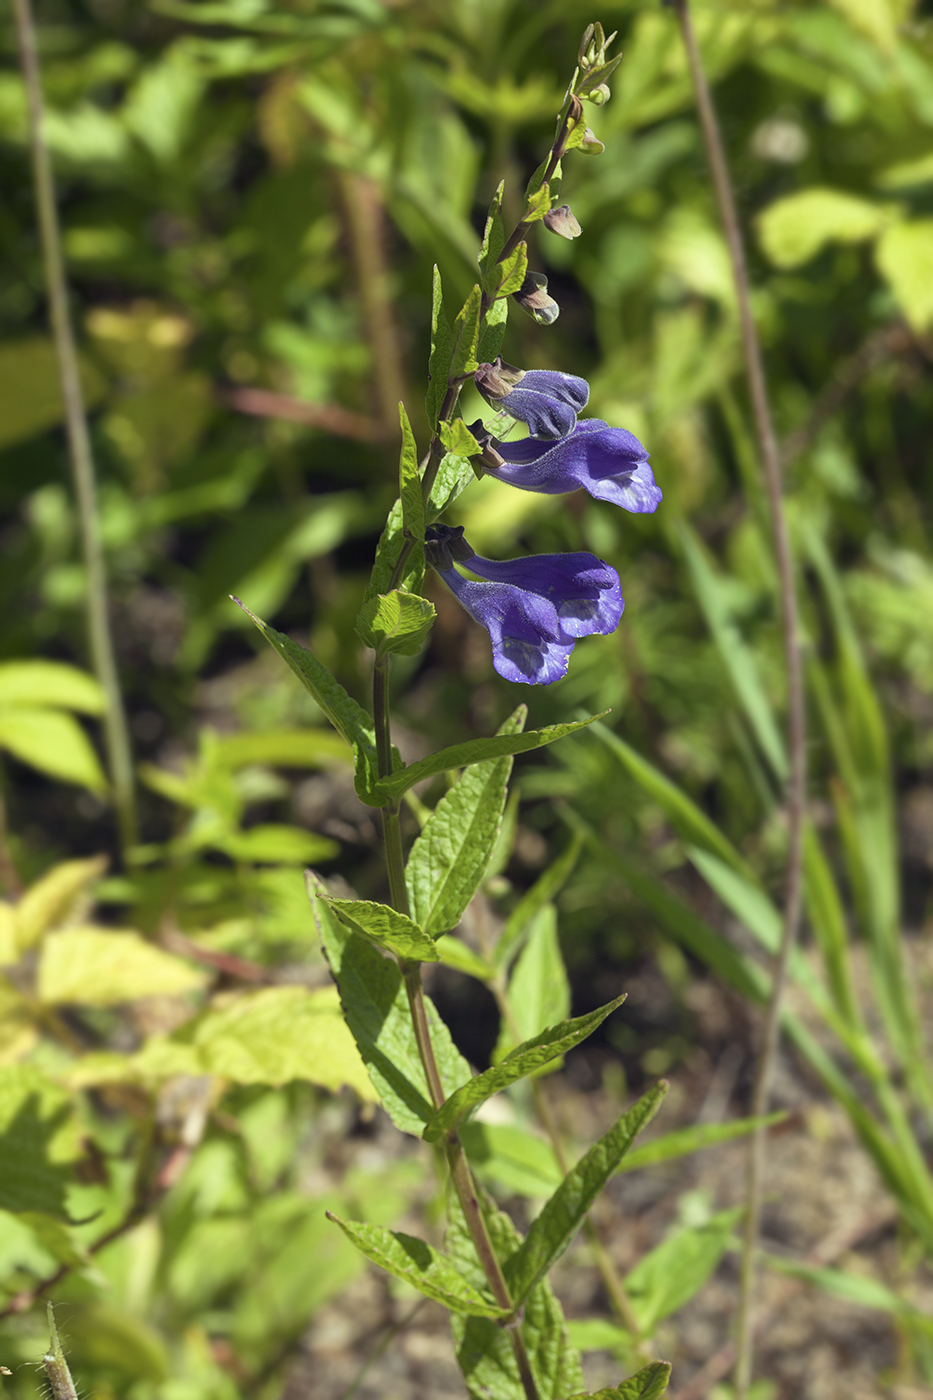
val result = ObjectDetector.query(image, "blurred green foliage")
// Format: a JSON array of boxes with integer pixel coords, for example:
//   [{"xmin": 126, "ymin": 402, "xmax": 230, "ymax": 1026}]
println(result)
[{"xmin": 2, "ymin": 0, "xmax": 933, "ymax": 1392}]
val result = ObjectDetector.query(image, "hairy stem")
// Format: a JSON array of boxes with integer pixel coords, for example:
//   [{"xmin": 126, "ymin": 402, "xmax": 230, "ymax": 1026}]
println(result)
[
  {"xmin": 13, "ymin": 0, "xmax": 137, "ymax": 854},
  {"xmin": 671, "ymin": 5, "xmax": 807, "ymax": 1396}
]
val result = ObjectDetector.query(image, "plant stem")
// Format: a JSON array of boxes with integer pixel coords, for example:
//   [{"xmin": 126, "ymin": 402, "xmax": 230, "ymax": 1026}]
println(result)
[
  {"xmin": 13, "ymin": 0, "xmax": 137, "ymax": 855},
  {"xmin": 372, "ymin": 655, "xmax": 539, "ymax": 1400},
  {"xmin": 670, "ymin": 5, "xmax": 807, "ymax": 1397}
]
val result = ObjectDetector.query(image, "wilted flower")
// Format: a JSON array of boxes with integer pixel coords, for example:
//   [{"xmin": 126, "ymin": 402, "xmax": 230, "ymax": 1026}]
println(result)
[
  {"xmin": 543, "ymin": 204, "xmax": 583, "ymax": 240},
  {"xmin": 474, "ymin": 359, "xmax": 589, "ymax": 440},
  {"xmin": 426, "ymin": 525, "xmax": 624, "ymax": 686},
  {"xmin": 485, "ymin": 418, "xmax": 661, "ymax": 514}
]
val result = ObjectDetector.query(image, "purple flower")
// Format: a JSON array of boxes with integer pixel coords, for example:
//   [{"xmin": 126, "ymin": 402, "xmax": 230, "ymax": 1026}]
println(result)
[
  {"xmin": 486, "ymin": 418, "xmax": 661, "ymax": 514},
  {"xmin": 426, "ymin": 526, "xmax": 624, "ymax": 686},
  {"xmin": 474, "ymin": 361, "xmax": 589, "ymax": 440}
]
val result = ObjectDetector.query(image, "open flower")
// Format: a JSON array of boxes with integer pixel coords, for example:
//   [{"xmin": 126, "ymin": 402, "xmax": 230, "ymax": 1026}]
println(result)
[
  {"xmin": 426, "ymin": 525, "xmax": 623, "ymax": 685},
  {"xmin": 485, "ymin": 418, "xmax": 661, "ymax": 513},
  {"xmin": 474, "ymin": 360, "xmax": 589, "ymax": 440}
]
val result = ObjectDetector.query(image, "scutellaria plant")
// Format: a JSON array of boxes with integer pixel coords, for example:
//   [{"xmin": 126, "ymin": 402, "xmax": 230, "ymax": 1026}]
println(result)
[{"xmin": 239, "ymin": 24, "xmax": 672, "ymax": 1400}]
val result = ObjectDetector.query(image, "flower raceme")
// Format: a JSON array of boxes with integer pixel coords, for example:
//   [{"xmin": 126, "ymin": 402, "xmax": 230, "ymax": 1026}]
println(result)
[{"xmin": 426, "ymin": 525, "xmax": 624, "ymax": 686}]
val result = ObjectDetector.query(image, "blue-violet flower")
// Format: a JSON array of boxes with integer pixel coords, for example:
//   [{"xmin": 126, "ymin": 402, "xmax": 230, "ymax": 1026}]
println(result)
[
  {"xmin": 426, "ymin": 525, "xmax": 624, "ymax": 686},
  {"xmin": 474, "ymin": 359, "xmax": 589, "ymax": 440},
  {"xmin": 486, "ymin": 418, "xmax": 661, "ymax": 513}
]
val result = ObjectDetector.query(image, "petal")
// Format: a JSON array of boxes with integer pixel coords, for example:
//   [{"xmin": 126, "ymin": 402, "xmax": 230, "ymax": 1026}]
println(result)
[
  {"xmin": 501, "ymin": 386, "xmax": 578, "ymax": 439},
  {"xmin": 517, "ymin": 370, "xmax": 590, "ymax": 413},
  {"xmin": 489, "ymin": 420, "xmax": 659, "ymax": 513},
  {"xmin": 436, "ymin": 570, "xmax": 573, "ymax": 685},
  {"xmin": 466, "ymin": 552, "xmax": 624, "ymax": 639}
]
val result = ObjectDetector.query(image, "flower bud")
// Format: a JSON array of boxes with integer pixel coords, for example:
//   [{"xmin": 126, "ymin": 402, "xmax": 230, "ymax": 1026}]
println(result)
[
  {"xmin": 578, "ymin": 128, "xmax": 605, "ymax": 156},
  {"xmin": 513, "ymin": 271, "xmax": 559, "ymax": 326},
  {"xmin": 465, "ymin": 419, "xmax": 508, "ymax": 471},
  {"xmin": 543, "ymin": 204, "xmax": 582, "ymax": 240},
  {"xmin": 473, "ymin": 361, "xmax": 514, "ymax": 401},
  {"xmin": 586, "ymin": 83, "xmax": 611, "ymax": 106}
]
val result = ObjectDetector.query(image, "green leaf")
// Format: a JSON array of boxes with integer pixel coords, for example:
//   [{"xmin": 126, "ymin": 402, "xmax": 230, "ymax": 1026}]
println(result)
[
  {"xmin": 13, "ymin": 855, "xmax": 109, "ymax": 953},
  {"xmin": 761, "ymin": 1252, "xmax": 933, "ymax": 1328},
  {"xmin": 426, "ymin": 264, "xmax": 454, "ymax": 430},
  {"xmin": 618, "ymin": 1112, "xmax": 787, "ymax": 1175},
  {"xmin": 398, "ymin": 401, "xmax": 424, "ymax": 544},
  {"xmin": 406, "ymin": 707, "xmax": 525, "ymax": 936},
  {"xmin": 188, "ymin": 986, "xmax": 376, "ymax": 1097},
  {"xmin": 477, "ymin": 181, "xmax": 506, "ymax": 287},
  {"xmin": 0, "ymin": 709, "xmax": 107, "ymax": 792},
  {"xmin": 309, "ymin": 874, "xmax": 470, "ymax": 1135},
  {"xmin": 875, "ymin": 218, "xmax": 933, "ymax": 332},
  {"xmin": 322, "ymin": 897, "xmax": 440, "ymax": 962},
  {"xmin": 439, "ymin": 419, "xmax": 480, "ymax": 459},
  {"xmin": 624, "ymin": 1207, "xmax": 743, "ymax": 1332},
  {"xmin": 591, "ymin": 722, "xmax": 754, "ymax": 882},
  {"xmin": 490, "ymin": 241, "xmax": 529, "ymax": 298},
  {"xmin": 0, "ymin": 661, "xmax": 104, "ymax": 715},
  {"xmin": 234, "ymin": 601, "xmax": 386, "ymax": 806},
  {"xmin": 460, "ymin": 1122, "xmax": 562, "ymax": 1198},
  {"xmin": 495, "ymin": 836, "xmax": 582, "ymax": 970},
  {"xmin": 213, "ymin": 728, "xmax": 351, "ymax": 771},
  {"xmin": 434, "ymin": 935, "xmax": 494, "ymax": 980},
  {"xmin": 676, "ymin": 523, "xmax": 788, "ymax": 782},
  {"xmin": 366, "ymin": 496, "xmax": 426, "ymax": 602},
  {"xmin": 38, "ymin": 927, "xmax": 206, "ymax": 1005},
  {"xmin": 477, "ymin": 295, "xmax": 508, "ymax": 367},
  {"xmin": 567, "ymin": 1362, "xmax": 673, "ymax": 1399},
  {"xmin": 326, "ymin": 1214, "xmax": 508, "ymax": 1318},
  {"xmin": 523, "ymin": 181, "xmax": 551, "ymax": 224},
  {"xmin": 219, "ymin": 823, "xmax": 338, "ymax": 864},
  {"xmin": 505, "ymin": 1083, "xmax": 668, "ymax": 1305},
  {"xmin": 450, "ymin": 284, "xmax": 482, "ymax": 379},
  {"xmin": 378, "ymin": 711, "xmax": 607, "ymax": 803},
  {"xmin": 493, "ymin": 904, "xmax": 570, "ymax": 1069},
  {"xmin": 423, "ymin": 995, "xmax": 625, "ymax": 1143},
  {"xmin": 355, "ymin": 589, "xmax": 436, "ymax": 658},
  {"xmin": 0, "ymin": 1065, "xmax": 81, "ymax": 1218},
  {"xmin": 757, "ymin": 188, "xmax": 897, "ymax": 268},
  {"xmin": 447, "ymin": 1180, "xmax": 585, "ymax": 1400}
]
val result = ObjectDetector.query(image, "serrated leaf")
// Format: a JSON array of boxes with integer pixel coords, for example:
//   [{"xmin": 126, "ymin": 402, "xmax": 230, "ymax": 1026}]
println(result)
[
  {"xmin": 0, "ymin": 1065, "xmax": 81, "ymax": 1218},
  {"xmin": 491, "ymin": 240, "xmax": 529, "ymax": 298},
  {"xmin": 355, "ymin": 590, "xmax": 436, "ymax": 658},
  {"xmin": 426, "ymin": 264, "xmax": 454, "ymax": 430},
  {"xmin": 378, "ymin": 711, "xmax": 606, "ymax": 803},
  {"xmin": 14, "ymin": 855, "xmax": 108, "ymax": 953},
  {"xmin": 406, "ymin": 707, "xmax": 525, "ymax": 936},
  {"xmin": 506, "ymin": 1082, "xmax": 668, "ymax": 1305},
  {"xmin": 323, "ymin": 897, "xmax": 439, "ymax": 962},
  {"xmin": 439, "ymin": 419, "xmax": 480, "ymax": 458},
  {"xmin": 523, "ymin": 182, "xmax": 551, "ymax": 224},
  {"xmin": 435, "ymin": 935, "xmax": 494, "ymax": 980},
  {"xmin": 0, "ymin": 662, "xmax": 104, "ymax": 715},
  {"xmin": 234, "ymin": 600, "xmax": 386, "ymax": 806},
  {"xmin": 326, "ymin": 1214, "xmax": 508, "ymax": 1318},
  {"xmin": 625, "ymin": 1207, "xmax": 743, "ymax": 1332},
  {"xmin": 191, "ymin": 986, "xmax": 376, "ymax": 1097},
  {"xmin": 493, "ymin": 905, "xmax": 570, "ymax": 1069},
  {"xmin": 567, "ymin": 1362, "xmax": 673, "ymax": 1399},
  {"xmin": 477, "ymin": 181, "xmax": 506, "ymax": 286},
  {"xmin": 0, "ymin": 709, "xmax": 107, "ymax": 792},
  {"xmin": 477, "ymin": 295, "xmax": 509, "ymax": 366},
  {"xmin": 451, "ymin": 284, "xmax": 482, "ymax": 379},
  {"xmin": 366, "ymin": 497, "xmax": 426, "ymax": 602},
  {"xmin": 398, "ymin": 402, "xmax": 424, "ymax": 544},
  {"xmin": 447, "ymin": 1179, "xmax": 585, "ymax": 1400},
  {"xmin": 309, "ymin": 874, "xmax": 470, "ymax": 1135},
  {"xmin": 38, "ymin": 927, "xmax": 206, "ymax": 1005},
  {"xmin": 424, "ymin": 995, "xmax": 625, "ymax": 1143}
]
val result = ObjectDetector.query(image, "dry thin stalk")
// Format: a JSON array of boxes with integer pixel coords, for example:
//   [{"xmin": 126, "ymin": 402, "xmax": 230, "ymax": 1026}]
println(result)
[
  {"xmin": 669, "ymin": 5, "xmax": 807, "ymax": 1396},
  {"xmin": 44, "ymin": 1305, "xmax": 78, "ymax": 1400},
  {"xmin": 13, "ymin": 0, "xmax": 137, "ymax": 852}
]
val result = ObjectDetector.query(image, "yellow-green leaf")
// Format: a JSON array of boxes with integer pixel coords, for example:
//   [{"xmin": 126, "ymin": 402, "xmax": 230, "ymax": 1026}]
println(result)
[
  {"xmin": 14, "ymin": 856, "xmax": 108, "ymax": 953},
  {"xmin": 757, "ymin": 189, "xmax": 897, "ymax": 268},
  {"xmin": 38, "ymin": 927, "xmax": 207, "ymax": 1005},
  {"xmin": 0, "ymin": 662, "xmax": 105, "ymax": 714},
  {"xmin": 0, "ymin": 709, "xmax": 107, "ymax": 792},
  {"xmin": 875, "ymin": 219, "xmax": 933, "ymax": 332}
]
